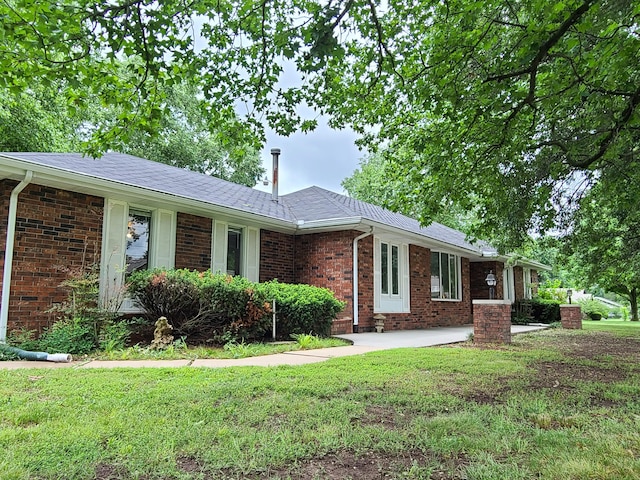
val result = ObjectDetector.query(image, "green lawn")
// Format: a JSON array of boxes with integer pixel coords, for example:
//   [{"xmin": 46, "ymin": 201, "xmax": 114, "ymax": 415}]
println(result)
[
  {"xmin": 583, "ymin": 319, "xmax": 640, "ymax": 336},
  {"xmin": 1, "ymin": 324, "xmax": 640, "ymax": 479}
]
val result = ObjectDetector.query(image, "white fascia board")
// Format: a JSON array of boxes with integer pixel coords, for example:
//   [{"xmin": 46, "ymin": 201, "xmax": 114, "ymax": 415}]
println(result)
[
  {"xmin": 0, "ymin": 156, "xmax": 296, "ymax": 233},
  {"xmin": 362, "ymin": 219, "xmax": 483, "ymax": 259},
  {"xmin": 294, "ymin": 216, "xmax": 363, "ymax": 232},
  {"xmin": 512, "ymin": 258, "xmax": 553, "ymax": 272}
]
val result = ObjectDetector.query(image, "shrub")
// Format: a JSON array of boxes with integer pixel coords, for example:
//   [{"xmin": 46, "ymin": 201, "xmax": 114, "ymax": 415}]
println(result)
[
  {"xmin": 127, "ymin": 269, "xmax": 272, "ymax": 343},
  {"xmin": 512, "ymin": 298, "xmax": 561, "ymax": 324},
  {"xmin": 257, "ymin": 281, "xmax": 346, "ymax": 337},
  {"xmin": 127, "ymin": 269, "xmax": 202, "ymax": 332},
  {"xmin": 38, "ymin": 319, "xmax": 96, "ymax": 355},
  {"xmin": 127, "ymin": 271, "xmax": 346, "ymax": 343},
  {"xmin": 578, "ymin": 299, "xmax": 610, "ymax": 320}
]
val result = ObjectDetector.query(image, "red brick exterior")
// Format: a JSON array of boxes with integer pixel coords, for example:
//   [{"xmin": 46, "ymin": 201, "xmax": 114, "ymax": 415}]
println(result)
[
  {"xmin": 260, "ymin": 230, "xmax": 295, "ymax": 283},
  {"xmin": 353, "ymin": 238, "xmax": 473, "ymax": 333},
  {"xmin": 0, "ymin": 181, "xmax": 103, "ymax": 333},
  {"xmin": 0, "ymin": 180, "xmax": 530, "ymax": 336},
  {"xmin": 560, "ymin": 305, "xmax": 582, "ymax": 329},
  {"xmin": 531, "ymin": 270, "xmax": 539, "ymax": 297},
  {"xmin": 174, "ymin": 213, "xmax": 212, "ymax": 270},
  {"xmin": 293, "ymin": 231, "xmax": 356, "ymax": 332},
  {"xmin": 513, "ymin": 266, "xmax": 525, "ymax": 300},
  {"xmin": 470, "ymin": 261, "xmax": 504, "ymax": 300},
  {"xmin": 473, "ymin": 301, "xmax": 512, "ymax": 344}
]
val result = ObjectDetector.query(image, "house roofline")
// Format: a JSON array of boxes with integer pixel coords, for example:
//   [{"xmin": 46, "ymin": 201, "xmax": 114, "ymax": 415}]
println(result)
[{"xmin": 0, "ymin": 154, "xmax": 296, "ymax": 233}]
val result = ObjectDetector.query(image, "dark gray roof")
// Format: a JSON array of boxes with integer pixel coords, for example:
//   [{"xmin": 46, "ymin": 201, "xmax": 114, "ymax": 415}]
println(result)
[
  {"xmin": 2, "ymin": 152, "xmax": 487, "ymax": 253},
  {"xmin": 282, "ymin": 186, "xmax": 483, "ymax": 253},
  {"xmin": 2, "ymin": 152, "xmax": 295, "ymax": 222}
]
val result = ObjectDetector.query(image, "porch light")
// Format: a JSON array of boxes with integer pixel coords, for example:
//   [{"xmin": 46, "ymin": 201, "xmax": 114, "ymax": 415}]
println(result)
[
  {"xmin": 567, "ymin": 289, "xmax": 573, "ymax": 304},
  {"xmin": 485, "ymin": 270, "xmax": 497, "ymax": 300}
]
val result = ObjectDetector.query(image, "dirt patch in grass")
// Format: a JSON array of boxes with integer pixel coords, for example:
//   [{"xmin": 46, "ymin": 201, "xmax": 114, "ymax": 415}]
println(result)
[
  {"xmin": 235, "ymin": 449, "xmax": 470, "ymax": 479},
  {"xmin": 453, "ymin": 331, "xmax": 640, "ymax": 407}
]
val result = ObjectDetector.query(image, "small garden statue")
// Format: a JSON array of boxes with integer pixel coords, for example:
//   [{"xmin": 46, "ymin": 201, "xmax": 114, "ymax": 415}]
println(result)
[{"xmin": 150, "ymin": 316, "xmax": 174, "ymax": 350}]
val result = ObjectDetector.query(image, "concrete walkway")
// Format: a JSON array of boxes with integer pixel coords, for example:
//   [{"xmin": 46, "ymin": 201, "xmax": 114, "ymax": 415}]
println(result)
[{"xmin": 0, "ymin": 324, "xmax": 548, "ymax": 370}]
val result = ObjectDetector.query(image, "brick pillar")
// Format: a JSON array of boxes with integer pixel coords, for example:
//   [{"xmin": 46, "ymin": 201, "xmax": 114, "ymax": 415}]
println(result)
[
  {"xmin": 473, "ymin": 300, "xmax": 512, "ymax": 344},
  {"xmin": 560, "ymin": 305, "xmax": 582, "ymax": 329}
]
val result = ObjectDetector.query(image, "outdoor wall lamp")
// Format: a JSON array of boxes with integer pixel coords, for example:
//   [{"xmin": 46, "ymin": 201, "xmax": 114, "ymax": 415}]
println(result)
[
  {"xmin": 485, "ymin": 270, "xmax": 497, "ymax": 300},
  {"xmin": 567, "ymin": 289, "xmax": 573, "ymax": 304}
]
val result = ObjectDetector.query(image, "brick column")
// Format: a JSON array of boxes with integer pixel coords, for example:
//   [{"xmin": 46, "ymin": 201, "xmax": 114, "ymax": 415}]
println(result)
[
  {"xmin": 560, "ymin": 305, "xmax": 582, "ymax": 329},
  {"xmin": 473, "ymin": 300, "xmax": 512, "ymax": 344}
]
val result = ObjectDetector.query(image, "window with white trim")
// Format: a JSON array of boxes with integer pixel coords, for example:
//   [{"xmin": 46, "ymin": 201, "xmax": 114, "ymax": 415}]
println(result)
[
  {"xmin": 430, "ymin": 251, "xmax": 461, "ymax": 300},
  {"xmin": 100, "ymin": 200, "xmax": 176, "ymax": 311},
  {"xmin": 374, "ymin": 238, "xmax": 410, "ymax": 313},
  {"xmin": 126, "ymin": 209, "xmax": 151, "ymax": 274},
  {"xmin": 212, "ymin": 221, "xmax": 260, "ymax": 281},
  {"xmin": 524, "ymin": 268, "xmax": 533, "ymax": 299},
  {"xmin": 226, "ymin": 228, "xmax": 243, "ymax": 276},
  {"xmin": 380, "ymin": 242, "xmax": 400, "ymax": 296}
]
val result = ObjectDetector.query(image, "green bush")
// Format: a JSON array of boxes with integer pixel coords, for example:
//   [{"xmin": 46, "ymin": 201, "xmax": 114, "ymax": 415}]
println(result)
[
  {"xmin": 258, "ymin": 281, "xmax": 346, "ymax": 337},
  {"xmin": 512, "ymin": 298, "xmax": 561, "ymax": 324},
  {"xmin": 531, "ymin": 298, "xmax": 561, "ymax": 324},
  {"xmin": 37, "ymin": 319, "xmax": 96, "ymax": 355},
  {"xmin": 578, "ymin": 299, "xmax": 610, "ymax": 320},
  {"xmin": 127, "ymin": 270, "xmax": 346, "ymax": 343},
  {"xmin": 127, "ymin": 269, "xmax": 273, "ymax": 342}
]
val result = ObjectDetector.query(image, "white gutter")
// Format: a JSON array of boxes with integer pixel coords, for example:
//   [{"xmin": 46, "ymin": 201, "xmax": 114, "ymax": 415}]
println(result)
[
  {"xmin": 352, "ymin": 227, "xmax": 374, "ymax": 332},
  {"xmin": 295, "ymin": 216, "xmax": 363, "ymax": 230},
  {"xmin": 1, "ymin": 170, "xmax": 33, "ymax": 343}
]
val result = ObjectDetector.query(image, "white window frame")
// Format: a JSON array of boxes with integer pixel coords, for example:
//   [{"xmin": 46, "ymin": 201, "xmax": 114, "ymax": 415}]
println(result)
[
  {"xmin": 430, "ymin": 251, "xmax": 462, "ymax": 301},
  {"xmin": 503, "ymin": 266, "xmax": 515, "ymax": 302},
  {"xmin": 100, "ymin": 199, "xmax": 176, "ymax": 313},
  {"xmin": 523, "ymin": 267, "xmax": 532, "ymax": 299},
  {"xmin": 211, "ymin": 220, "xmax": 260, "ymax": 282},
  {"xmin": 374, "ymin": 237, "xmax": 410, "ymax": 313}
]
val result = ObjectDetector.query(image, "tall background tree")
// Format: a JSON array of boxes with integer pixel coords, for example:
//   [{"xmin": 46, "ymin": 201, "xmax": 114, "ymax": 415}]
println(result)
[
  {"xmin": 342, "ymin": 151, "xmax": 478, "ymax": 233},
  {"xmin": 0, "ymin": 78, "xmax": 264, "ymax": 187},
  {"xmin": 2, "ymin": 0, "xmax": 638, "ymax": 245}
]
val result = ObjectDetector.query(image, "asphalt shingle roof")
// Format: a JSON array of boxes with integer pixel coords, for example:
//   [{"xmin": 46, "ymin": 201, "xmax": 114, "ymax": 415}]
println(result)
[
  {"xmin": 3, "ymin": 152, "xmax": 295, "ymax": 222},
  {"xmin": 282, "ymin": 186, "xmax": 483, "ymax": 253},
  {"xmin": 2, "ymin": 152, "xmax": 486, "ymax": 253}
]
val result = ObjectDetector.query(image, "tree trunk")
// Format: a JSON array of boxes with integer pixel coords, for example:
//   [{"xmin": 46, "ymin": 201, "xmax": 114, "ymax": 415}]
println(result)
[{"xmin": 631, "ymin": 287, "xmax": 638, "ymax": 322}]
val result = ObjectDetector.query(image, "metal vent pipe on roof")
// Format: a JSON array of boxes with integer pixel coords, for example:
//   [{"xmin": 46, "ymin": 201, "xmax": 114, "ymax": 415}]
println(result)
[{"xmin": 270, "ymin": 148, "xmax": 280, "ymax": 202}]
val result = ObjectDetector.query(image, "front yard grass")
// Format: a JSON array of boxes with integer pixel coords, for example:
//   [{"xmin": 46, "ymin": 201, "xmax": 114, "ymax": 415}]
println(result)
[{"xmin": 1, "ymin": 323, "xmax": 640, "ymax": 479}]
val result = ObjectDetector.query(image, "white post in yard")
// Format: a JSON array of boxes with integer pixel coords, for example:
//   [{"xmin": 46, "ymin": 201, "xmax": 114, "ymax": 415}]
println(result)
[{"xmin": 272, "ymin": 299, "xmax": 277, "ymax": 340}]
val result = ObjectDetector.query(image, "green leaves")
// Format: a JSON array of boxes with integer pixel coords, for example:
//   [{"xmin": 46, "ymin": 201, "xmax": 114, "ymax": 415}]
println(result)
[{"xmin": 2, "ymin": 0, "xmax": 638, "ymax": 252}]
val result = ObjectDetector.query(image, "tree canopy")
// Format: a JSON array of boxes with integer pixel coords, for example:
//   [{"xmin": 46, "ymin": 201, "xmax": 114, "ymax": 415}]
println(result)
[
  {"xmin": 2, "ymin": 0, "xmax": 638, "ymax": 247},
  {"xmin": 0, "ymin": 78, "xmax": 264, "ymax": 186}
]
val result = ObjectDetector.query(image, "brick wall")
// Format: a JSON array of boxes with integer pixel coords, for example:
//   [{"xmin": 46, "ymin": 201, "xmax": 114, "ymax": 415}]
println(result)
[
  {"xmin": 0, "ymin": 181, "xmax": 103, "ymax": 333},
  {"xmin": 294, "ymin": 231, "xmax": 355, "ymax": 332},
  {"xmin": 174, "ymin": 213, "xmax": 212, "ymax": 270},
  {"xmin": 560, "ymin": 305, "xmax": 582, "ymax": 329},
  {"xmin": 260, "ymin": 230, "xmax": 295, "ymax": 283},
  {"xmin": 470, "ymin": 261, "xmax": 504, "ymax": 300},
  {"xmin": 357, "ymin": 241, "xmax": 473, "ymax": 332},
  {"xmin": 472, "ymin": 300, "xmax": 512, "ymax": 344},
  {"xmin": 513, "ymin": 266, "xmax": 525, "ymax": 299}
]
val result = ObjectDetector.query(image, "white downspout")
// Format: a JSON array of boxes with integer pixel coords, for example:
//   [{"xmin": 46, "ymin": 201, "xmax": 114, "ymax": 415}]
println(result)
[
  {"xmin": 352, "ymin": 227, "xmax": 373, "ymax": 333},
  {"xmin": 1, "ymin": 171, "xmax": 33, "ymax": 343}
]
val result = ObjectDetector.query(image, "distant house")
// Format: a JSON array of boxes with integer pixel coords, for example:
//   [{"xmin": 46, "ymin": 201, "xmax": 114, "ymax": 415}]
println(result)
[{"xmin": 0, "ymin": 152, "xmax": 547, "ymax": 340}]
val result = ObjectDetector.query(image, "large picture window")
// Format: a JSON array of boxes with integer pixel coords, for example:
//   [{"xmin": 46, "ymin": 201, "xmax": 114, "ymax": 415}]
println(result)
[{"xmin": 431, "ymin": 252, "xmax": 461, "ymax": 300}]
